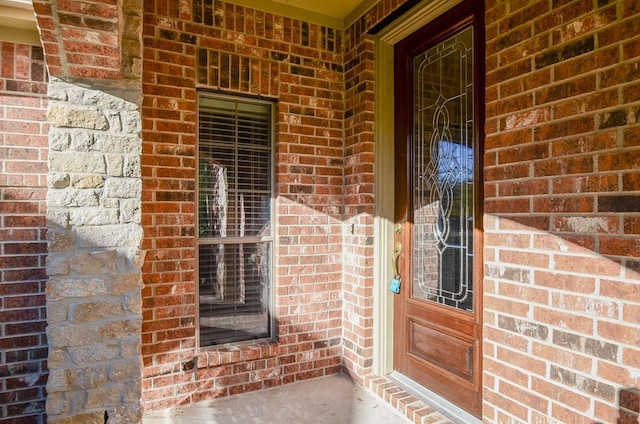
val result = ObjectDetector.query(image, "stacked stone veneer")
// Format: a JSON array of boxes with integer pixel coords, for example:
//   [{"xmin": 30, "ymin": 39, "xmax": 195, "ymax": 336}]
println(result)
[{"xmin": 45, "ymin": 77, "xmax": 144, "ymax": 424}]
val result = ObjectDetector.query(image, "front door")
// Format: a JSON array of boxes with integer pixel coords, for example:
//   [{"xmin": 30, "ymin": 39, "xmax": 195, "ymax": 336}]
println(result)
[{"xmin": 393, "ymin": 1, "xmax": 484, "ymax": 417}]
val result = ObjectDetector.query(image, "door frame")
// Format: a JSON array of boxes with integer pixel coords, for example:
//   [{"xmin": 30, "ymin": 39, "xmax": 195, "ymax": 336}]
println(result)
[{"xmin": 372, "ymin": 0, "xmax": 465, "ymax": 377}]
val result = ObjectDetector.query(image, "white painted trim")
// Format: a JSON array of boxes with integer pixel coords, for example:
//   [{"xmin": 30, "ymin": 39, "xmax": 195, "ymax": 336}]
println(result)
[{"xmin": 0, "ymin": 3, "xmax": 40, "ymax": 46}]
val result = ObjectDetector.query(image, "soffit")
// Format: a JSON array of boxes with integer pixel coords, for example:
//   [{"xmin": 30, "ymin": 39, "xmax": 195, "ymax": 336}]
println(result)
[
  {"xmin": 0, "ymin": 0, "xmax": 40, "ymax": 45},
  {"xmin": 226, "ymin": 0, "xmax": 379, "ymax": 29},
  {"xmin": 0, "ymin": 0, "xmax": 379, "ymax": 47}
]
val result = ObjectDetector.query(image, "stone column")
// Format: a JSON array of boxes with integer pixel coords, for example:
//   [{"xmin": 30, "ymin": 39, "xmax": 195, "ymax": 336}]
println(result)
[{"xmin": 45, "ymin": 77, "xmax": 144, "ymax": 424}]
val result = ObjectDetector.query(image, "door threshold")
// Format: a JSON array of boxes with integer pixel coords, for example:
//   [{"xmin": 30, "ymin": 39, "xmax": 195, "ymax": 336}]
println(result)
[{"xmin": 387, "ymin": 372, "xmax": 482, "ymax": 424}]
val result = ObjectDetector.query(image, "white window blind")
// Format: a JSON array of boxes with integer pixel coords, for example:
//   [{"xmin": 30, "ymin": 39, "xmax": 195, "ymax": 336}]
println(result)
[{"xmin": 197, "ymin": 95, "xmax": 274, "ymax": 347}]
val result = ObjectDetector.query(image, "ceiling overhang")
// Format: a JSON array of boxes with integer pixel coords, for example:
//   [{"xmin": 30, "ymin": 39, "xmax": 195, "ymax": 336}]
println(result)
[
  {"xmin": 0, "ymin": 0, "xmax": 378, "ymax": 48},
  {"xmin": 232, "ymin": 0, "xmax": 379, "ymax": 29},
  {"xmin": 0, "ymin": 0, "xmax": 40, "ymax": 46}
]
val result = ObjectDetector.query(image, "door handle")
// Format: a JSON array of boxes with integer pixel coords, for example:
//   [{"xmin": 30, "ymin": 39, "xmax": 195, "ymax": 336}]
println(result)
[
  {"xmin": 392, "ymin": 242, "xmax": 403, "ymax": 279},
  {"xmin": 390, "ymin": 242, "xmax": 403, "ymax": 294}
]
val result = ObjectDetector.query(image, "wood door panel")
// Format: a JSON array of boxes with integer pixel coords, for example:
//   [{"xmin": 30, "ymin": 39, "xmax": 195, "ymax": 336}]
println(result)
[
  {"xmin": 408, "ymin": 319, "xmax": 474, "ymax": 380},
  {"xmin": 405, "ymin": 301, "xmax": 476, "ymax": 335},
  {"xmin": 405, "ymin": 341, "xmax": 482, "ymax": 413}
]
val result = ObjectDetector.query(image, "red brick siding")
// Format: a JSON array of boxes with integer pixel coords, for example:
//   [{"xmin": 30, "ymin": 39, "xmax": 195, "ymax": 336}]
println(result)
[
  {"xmin": 141, "ymin": 0, "xmax": 344, "ymax": 410},
  {"xmin": 342, "ymin": 17, "xmax": 376, "ymax": 380},
  {"xmin": 484, "ymin": 0, "xmax": 640, "ymax": 422},
  {"xmin": 32, "ymin": 0, "xmax": 141, "ymax": 81},
  {"xmin": 0, "ymin": 42, "xmax": 48, "ymax": 424}
]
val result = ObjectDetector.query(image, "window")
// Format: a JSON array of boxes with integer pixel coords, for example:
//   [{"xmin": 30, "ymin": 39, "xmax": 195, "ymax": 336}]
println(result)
[{"xmin": 197, "ymin": 94, "xmax": 274, "ymax": 347}]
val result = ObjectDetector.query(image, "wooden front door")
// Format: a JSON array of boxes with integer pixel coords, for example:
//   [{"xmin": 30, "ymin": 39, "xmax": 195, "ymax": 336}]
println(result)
[{"xmin": 393, "ymin": 1, "xmax": 484, "ymax": 417}]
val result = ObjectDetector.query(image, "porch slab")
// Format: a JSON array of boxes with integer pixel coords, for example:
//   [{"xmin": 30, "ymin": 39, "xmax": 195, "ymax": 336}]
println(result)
[{"xmin": 142, "ymin": 374, "xmax": 411, "ymax": 424}]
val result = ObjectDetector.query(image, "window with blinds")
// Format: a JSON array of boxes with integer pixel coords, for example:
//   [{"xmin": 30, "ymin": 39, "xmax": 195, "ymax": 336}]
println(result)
[{"xmin": 197, "ymin": 94, "xmax": 274, "ymax": 347}]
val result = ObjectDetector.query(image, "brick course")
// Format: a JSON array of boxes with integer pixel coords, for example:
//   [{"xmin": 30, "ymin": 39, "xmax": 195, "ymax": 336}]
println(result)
[
  {"xmin": 0, "ymin": 41, "xmax": 48, "ymax": 424},
  {"xmin": 484, "ymin": 0, "xmax": 640, "ymax": 422}
]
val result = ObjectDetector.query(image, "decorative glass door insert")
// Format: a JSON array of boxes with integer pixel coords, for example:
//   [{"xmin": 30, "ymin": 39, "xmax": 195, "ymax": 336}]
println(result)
[{"xmin": 411, "ymin": 26, "xmax": 474, "ymax": 312}]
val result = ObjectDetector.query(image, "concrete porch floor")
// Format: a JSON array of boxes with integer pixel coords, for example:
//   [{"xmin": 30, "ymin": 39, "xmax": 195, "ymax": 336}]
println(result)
[{"xmin": 142, "ymin": 374, "xmax": 411, "ymax": 424}]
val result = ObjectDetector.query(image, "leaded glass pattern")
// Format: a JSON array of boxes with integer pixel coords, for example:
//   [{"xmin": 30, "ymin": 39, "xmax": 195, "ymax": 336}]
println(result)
[{"xmin": 412, "ymin": 25, "xmax": 474, "ymax": 312}]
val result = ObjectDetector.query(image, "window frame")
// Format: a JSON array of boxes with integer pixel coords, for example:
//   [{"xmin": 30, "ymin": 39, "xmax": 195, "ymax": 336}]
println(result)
[{"xmin": 195, "ymin": 92, "xmax": 276, "ymax": 349}]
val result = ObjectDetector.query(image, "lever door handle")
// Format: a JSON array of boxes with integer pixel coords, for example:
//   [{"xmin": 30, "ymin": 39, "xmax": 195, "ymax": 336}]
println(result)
[{"xmin": 391, "ymin": 242, "xmax": 402, "ymax": 279}]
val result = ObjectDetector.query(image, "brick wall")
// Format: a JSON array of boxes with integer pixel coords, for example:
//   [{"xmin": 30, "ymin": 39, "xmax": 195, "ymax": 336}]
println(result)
[
  {"xmin": 0, "ymin": 41, "xmax": 48, "ymax": 423},
  {"xmin": 17, "ymin": 0, "xmax": 637, "ymax": 422},
  {"xmin": 484, "ymin": 0, "xmax": 640, "ymax": 422},
  {"xmin": 341, "ymin": 16, "xmax": 376, "ymax": 381},
  {"xmin": 32, "ymin": 0, "xmax": 142, "ymax": 81},
  {"xmin": 141, "ymin": 0, "xmax": 345, "ymax": 409}
]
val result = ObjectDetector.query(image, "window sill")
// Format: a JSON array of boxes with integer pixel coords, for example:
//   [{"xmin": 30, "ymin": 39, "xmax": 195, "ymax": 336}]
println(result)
[{"xmin": 195, "ymin": 342, "xmax": 279, "ymax": 368}]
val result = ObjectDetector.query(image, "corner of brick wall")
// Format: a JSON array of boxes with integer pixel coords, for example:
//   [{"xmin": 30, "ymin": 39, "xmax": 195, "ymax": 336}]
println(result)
[
  {"xmin": 483, "ymin": 0, "xmax": 640, "ymax": 422},
  {"xmin": 341, "ymin": 14, "xmax": 377, "ymax": 381},
  {"xmin": 0, "ymin": 41, "xmax": 49, "ymax": 423}
]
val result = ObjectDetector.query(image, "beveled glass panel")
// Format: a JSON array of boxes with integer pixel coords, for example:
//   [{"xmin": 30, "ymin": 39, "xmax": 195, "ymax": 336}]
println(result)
[{"xmin": 412, "ymin": 25, "xmax": 474, "ymax": 312}]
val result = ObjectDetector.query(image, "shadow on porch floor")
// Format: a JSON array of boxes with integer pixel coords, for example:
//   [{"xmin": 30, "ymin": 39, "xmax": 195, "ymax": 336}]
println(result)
[{"xmin": 142, "ymin": 373, "xmax": 411, "ymax": 424}]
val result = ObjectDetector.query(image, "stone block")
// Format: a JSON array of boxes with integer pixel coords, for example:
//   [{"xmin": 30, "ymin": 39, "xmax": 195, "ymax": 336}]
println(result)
[
  {"xmin": 104, "ymin": 110, "xmax": 123, "ymax": 132},
  {"xmin": 83, "ymin": 88, "xmax": 137, "ymax": 111},
  {"xmin": 101, "ymin": 198, "xmax": 120, "ymax": 209},
  {"xmin": 71, "ymin": 174, "xmax": 105, "ymax": 189},
  {"xmin": 117, "ymin": 247, "xmax": 145, "ymax": 271},
  {"xmin": 47, "ymin": 300, "xmax": 69, "ymax": 323},
  {"xmin": 104, "ymin": 178, "xmax": 141, "ymax": 199},
  {"xmin": 47, "ymin": 348, "xmax": 67, "ymax": 369},
  {"xmin": 96, "ymin": 318, "xmax": 141, "ymax": 341},
  {"xmin": 120, "ymin": 199, "xmax": 141, "ymax": 223},
  {"xmin": 47, "ymin": 189, "xmax": 100, "ymax": 208},
  {"xmin": 48, "ymin": 411, "xmax": 105, "ymax": 424},
  {"xmin": 47, "ymin": 324, "xmax": 96, "ymax": 348},
  {"xmin": 107, "ymin": 403, "xmax": 143, "ymax": 424},
  {"xmin": 50, "ymin": 129, "xmax": 71, "ymax": 151},
  {"xmin": 49, "ymin": 151, "xmax": 106, "ymax": 174},
  {"xmin": 69, "ymin": 250, "xmax": 117, "ymax": 274},
  {"xmin": 49, "ymin": 172, "xmax": 71, "ymax": 189},
  {"xmin": 66, "ymin": 365, "xmax": 107, "ymax": 390},
  {"xmin": 45, "ymin": 391, "xmax": 69, "ymax": 416},
  {"xmin": 122, "ymin": 110, "xmax": 142, "ymax": 133},
  {"xmin": 47, "ymin": 208, "xmax": 70, "ymax": 228},
  {"xmin": 124, "ymin": 155, "xmax": 141, "ymax": 177},
  {"xmin": 94, "ymin": 134, "xmax": 142, "ymax": 154},
  {"xmin": 121, "ymin": 337, "xmax": 141, "ymax": 358},
  {"xmin": 47, "ymin": 369, "xmax": 70, "ymax": 393},
  {"xmin": 69, "ymin": 130, "xmax": 95, "ymax": 151},
  {"xmin": 47, "ymin": 255, "xmax": 70, "ymax": 276},
  {"xmin": 111, "ymin": 273, "xmax": 143, "ymax": 295},
  {"xmin": 47, "ymin": 104, "xmax": 109, "ymax": 130},
  {"xmin": 108, "ymin": 358, "xmax": 141, "ymax": 382},
  {"xmin": 123, "ymin": 291, "xmax": 142, "ymax": 314},
  {"xmin": 106, "ymin": 154, "xmax": 124, "ymax": 177},
  {"xmin": 70, "ymin": 299, "xmax": 123, "ymax": 323},
  {"xmin": 46, "ymin": 277, "xmax": 108, "ymax": 301},
  {"xmin": 75, "ymin": 224, "xmax": 143, "ymax": 248},
  {"xmin": 69, "ymin": 208, "xmax": 119, "ymax": 226},
  {"xmin": 85, "ymin": 385, "xmax": 123, "ymax": 409},
  {"xmin": 69, "ymin": 342, "xmax": 121, "ymax": 364},
  {"xmin": 47, "ymin": 229, "xmax": 77, "ymax": 252}
]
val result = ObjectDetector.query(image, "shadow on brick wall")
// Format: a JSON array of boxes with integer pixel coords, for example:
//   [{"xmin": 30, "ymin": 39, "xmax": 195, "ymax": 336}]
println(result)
[{"xmin": 617, "ymin": 387, "xmax": 640, "ymax": 424}]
